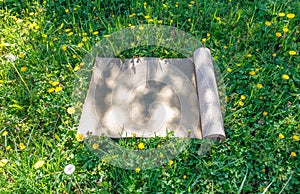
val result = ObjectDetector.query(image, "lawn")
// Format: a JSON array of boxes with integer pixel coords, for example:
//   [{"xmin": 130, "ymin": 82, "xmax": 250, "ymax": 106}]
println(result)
[{"xmin": 0, "ymin": 0, "xmax": 299, "ymax": 193}]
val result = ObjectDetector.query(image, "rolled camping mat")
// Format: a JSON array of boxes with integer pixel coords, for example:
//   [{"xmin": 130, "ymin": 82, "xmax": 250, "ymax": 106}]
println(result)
[{"xmin": 77, "ymin": 47, "xmax": 225, "ymax": 140}]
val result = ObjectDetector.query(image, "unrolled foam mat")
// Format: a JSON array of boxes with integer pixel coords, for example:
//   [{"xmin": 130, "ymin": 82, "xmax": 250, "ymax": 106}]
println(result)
[{"xmin": 77, "ymin": 48, "xmax": 225, "ymax": 140}]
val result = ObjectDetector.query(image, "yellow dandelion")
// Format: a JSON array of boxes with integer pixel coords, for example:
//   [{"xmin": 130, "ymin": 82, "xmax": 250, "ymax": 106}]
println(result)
[
  {"xmin": 290, "ymin": 152, "xmax": 296, "ymax": 157},
  {"xmin": 129, "ymin": 13, "xmax": 136, "ymax": 18},
  {"xmin": 51, "ymin": 81, "xmax": 59, "ymax": 86},
  {"xmin": 288, "ymin": 51, "xmax": 297, "ymax": 56},
  {"xmin": 138, "ymin": 142, "xmax": 145, "ymax": 150},
  {"xmin": 265, "ymin": 21, "xmax": 271, "ymax": 26},
  {"xmin": 42, "ymin": 34, "xmax": 47, "ymax": 38},
  {"xmin": 286, "ymin": 13, "xmax": 295, "ymax": 19},
  {"xmin": 67, "ymin": 107, "xmax": 75, "ymax": 114},
  {"xmin": 34, "ymin": 160, "xmax": 45, "ymax": 169},
  {"xmin": 263, "ymin": 111, "xmax": 268, "ymax": 116},
  {"xmin": 61, "ymin": 45, "xmax": 67, "ymax": 51},
  {"xmin": 92, "ymin": 143, "xmax": 99, "ymax": 149},
  {"xmin": 283, "ymin": 27, "xmax": 289, "ymax": 33},
  {"xmin": 65, "ymin": 28, "xmax": 71, "ymax": 32},
  {"xmin": 76, "ymin": 134, "xmax": 84, "ymax": 141},
  {"xmin": 67, "ymin": 32, "xmax": 74, "ymax": 36},
  {"xmin": 238, "ymin": 101, "xmax": 244, "ymax": 106},
  {"xmin": 183, "ymin": 175, "xmax": 187, "ymax": 179},
  {"xmin": 207, "ymin": 33, "xmax": 210, "ymax": 37},
  {"xmin": 256, "ymin": 84, "xmax": 263, "ymax": 89},
  {"xmin": 19, "ymin": 143, "xmax": 26, "ymax": 150},
  {"xmin": 80, "ymin": 62, "xmax": 85, "ymax": 66},
  {"xmin": 160, "ymin": 153, "xmax": 163, "ymax": 158},
  {"xmin": 20, "ymin": 67, "xmax": 27, "ymax": 72},
  {"xmin": 53, "ymin": 37, "xmax": 58, "ymax": 41},
  {"xmin": 292, "ymin": 135, "xmax": 299, "ymax": 141},
  {"xmin": 223, "ymin": 45, "xmax": 228, "ymax": 49},
  {"xmin": 6, "ymin": 146, "xmax": 11, "ymax": 151},
  {"xmin": 162, "ymin": 3, "xmax": 167, "ymax": 9},
  {"xmin": 158, "ymin": 20, "xmax": 163, "ymax": 24},
  {"xmin": 0, "ymin": 159, "xmax": 8, "ymax": 167},
  {"xmin": 2, "ymin": 131, "xmax": 8, "ymax": 136},
  {"xmin": 188, "ymin": 18, "xmax": 192, "ymax": 22},
  {"xmin": 227, "ymin": 68, "xmax": 232, "ymax": 73},
  {"xmin": 103, "ymin": 35, "xmax": 110, "ymax": 38},
  {"xmin": 144, "ymin": 15, "xmax": 150, "ymax": 19},
  {"xmin": 249, "ymin": 71, "xmax": 256, "ymax": 76},
  {"xmin": 135, "ymin": 167, "xmax": 141, "ymax": 173},
  {"xmin": 132, "ymin": 133, "xmax": 136, "ymax": 138},
  {"xmin": 276, "ymin": 32, "xmax": 282, "ymax": 37},
  {"xmin": 278, "ymin": 133, "xmax": 284, "ymax": 139},
  {"xmin": 216, "ymin": 17, "xmax": 221, "ymax": 21},
  {"xmin": 282, "ymin": 74, "xmax": 289, "ymax": 80},
  {"xmin": 18, "ymin": 53, "xmax": 25, "ymax": 58},
  {"xmin": 175, "ymin": 2, "xmax": 179, "ymax": 8},
  {"xmin": 48, "ymin": 88, "xmax": 55, "ymax": 93},
  {"xmin": 16, "ymin": 19, "xmax": 23, "ymax": 23},
  {"xmin": 169, "ymin": 160, "xmax": 174, "ymax": 165},
  {"xmin": 65, "ymin": 9, "xmax": 69, "ymax": 13},
  {"xmin": 240, "ymin": 95, "xmax": 246, "ymax": 100},
  {"xmin": 272, "ymin": 53, "xmax": 276, "ymax": 57},
  {"xmin": 93, "ymin": 31, "xmax": 99, "ymax": 35},
  {"xmin": 78, "ymin": 43, "xmax": 84, "ymax": 47},
  {"xmin": 74, "ymin": 65, "xmax": 80, "ymax": 71},
  {"xmin": 55, "ymin": 86, "xmax": 62, "ymax": 92},
  {"xmin": 278, "ymin": 12, "xmax": 285, "ymax": 17},
  {"xmin": 82, "ymin": 37, "xmax": 88, "ymax": 42},
  {"xmin": 201, "ymin": 38, "xmax": 207, "ymax": 43},
  {"xmin": 246, "ymin": 54, "xmax": 252, "ymax": 58},
  {"xmin": 72, "ymin": 54, "xmax": 77, "ymax": 59}
]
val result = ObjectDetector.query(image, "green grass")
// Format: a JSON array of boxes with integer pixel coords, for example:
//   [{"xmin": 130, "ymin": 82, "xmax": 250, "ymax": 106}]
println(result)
[{"xmin": 0, "ymin": 0, "xmax": 299, "ymax": 193}]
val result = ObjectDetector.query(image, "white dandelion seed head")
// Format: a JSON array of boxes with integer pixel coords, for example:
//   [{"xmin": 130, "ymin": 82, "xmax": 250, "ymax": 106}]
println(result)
[
  {"xmin": 7, "ymin": 54, "xmax": 16, "ymax": 62},
  {"xmin": 64, "ymin": 164, "xmax": 75, "ymax": 175}
]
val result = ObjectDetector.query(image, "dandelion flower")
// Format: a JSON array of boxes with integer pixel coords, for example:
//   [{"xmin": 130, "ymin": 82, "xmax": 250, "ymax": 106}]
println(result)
[
  {"xmin": 144, "ymin": 15, "xmax": 150, "ymax": 19},
  {"xmin": 74, "ymin": 65, "xmax": 80, "ymax": 71},
  {"xmin": 282, "ymin": 74, "xmax": 289, "ymax": 80},
  {"xmin": 51, "ymin": 81, "xmax": 59, "ymax": 86},
  {"xmin": 93, "ymin": 31, "xmax": 99, "ymax": 35},
  {"xmin": 135, "ymin": 167, "xmax": 141, "ymax": 173},
  {"xmin": 256, "ymin": 84, "xmax": 263, "ymax": 89},
  {"xmin": 288, "ymin": 51, "xmax": 297, "ymax": 56},
  {"xmin": 263, "ymin": 111, "xmax": 268, "ymax": 116},
  {"xmin": 103, "ymin": 35, "xmax": 110, "ymax": 38},
  {"xmin": 55, "ymin": 86, "xmax": 62, "ymax": 92},
  {"xmin": 283, "ymin": 27, "xmax": 289, "ymax": 33},
  {"xmin": 207, "ymin": 33, "xmax": 210, "ymax": 37},
  {"xmin": 20, "ymin": 67, "xmax": 27, "ymax": 72},
  {"xmin": 65, "ymin": 9, "xmax": 69, "ymax": 13},
  {"xmin": 67, "ymin": 32, "xmax": 74, "ymax": 36},
  {"xmin": 7, "ymin": 54, "xmax": 16, "ymax": 62},
  {"xmin": 138, "ymin": 142, "xmax": 145, "ymax": 150},
  {"xmin": 290, "ymin": 152, "xmax": 296, "ymax": 157},
  {"xmin": 18, "ymin": 53, "xmax": 25, "ymax": 58},
  {"xmin": 6, "ymin": 146, "xmax": 11, "ymax": 151},
  {"xmin": 286, "ymin": 13, "xmax": 295, "ymax": 19},
  {"xmin": 278, "ymin": 12, "xmax": 285, "ymax": 17},
  {"xmin": 64, "ymin": 164, "xmax": 75, "ymax": 175},
  {"xmin": 275, "ymin": 32, "xmax": 282, "ymax": 37},
  {"xmin": 265, "ymin": 21, "xmax": 271, "ymax": 26},
  {"xmin": 183, "ymin": 175, "xmax": 187, "ymax": 179},
  {"xmin": 82, "ymin": 37, "xmax": 88, "ymax": 42},
  {"xmin": 293, "ymin": 135, "xmax": 299, "ymax": 141},
  {"xmin": 77, "ymin": 43, "xmax": 84, "ymax": 47},
  {"xmin": 238, "ymin": 101, "xmax": 244, "ymax": 106},
  {"xmin": 34, "ymin": 160, "xmax": 45, "ymax": 169},
  {"xmin": 223, "ymin": 45, "xmax": 228, "ymax": 49},
  {"xmin": 65, "ymin": 28, "xmax": 71, "ymax": 32},
  {"xmin": 2, "ymin": 131, "xmax": 8, "ymax": 136},
  {"xmin": 169, "ymin": 160, "xmax": 174, "ymax": 165},
  {"xmin": 19, "ymin": 143, "xmax": 26, "ymax": 150},
  {"xmin": 278, "ymin": 133, "xmax": 284, "ymax": 139},
  {"xmin": 76, "ymin": 134, "xmax": 84, "ymax": 141},
  {"xmin": 272, "ymin": 53, "xmax": 276, "ymax": 57},
  {"xmin": 240, "ymin": 95, "xmax": 246, "ymax": 100},
  {"xmin": 48, "ymin": 88, "xmax": 55, "ymax": 93},
  {"xmin": 227, "ymin": 68, "xmax": 232, "ymax": 73},
  {"xmin": 249, "ymin": 71, "xmax": 256, "ymax": 76},
  {"xmin": 67, "ymin": 107, "xmax": 75, "ymax": 114},
  {"xmin": 160, "ymin": 153, "xmax": 163, "ymax": 158},
  {"xmin": 92, "ymin": 143, "xmax": 99, "ymax": 149},
  {"xmin": 61, "ymin": 45, "xmax": 67, "ymax": 51},
  {"xmin": 132, "ymin": 133, "xmax": 136, "ymax": 138},
  {"xmin": 201, "ymin": 38, "xmax": 207, "ymax": 43},
  {"xmin": 0, "ymin": 159, "xmax": 8, "ymax": 167}
]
